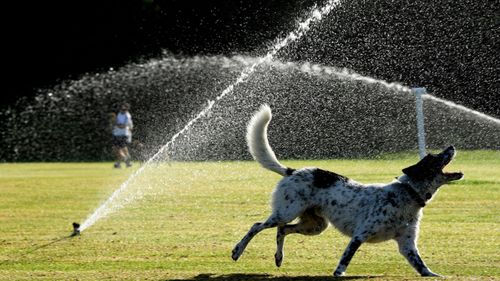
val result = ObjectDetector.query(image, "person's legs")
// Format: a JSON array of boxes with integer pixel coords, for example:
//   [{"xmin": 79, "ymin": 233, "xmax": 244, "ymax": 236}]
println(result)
[
  {"xmin": 123, "ymin": 147, "xmax": 132, "ymax": 167},
  {"xmin": 112, "ymin": 146, "xmax": 122, "ymax": 168},
  {"xmin": 112, "ymin": 136, "xmax": 127, "ymax": 168}
]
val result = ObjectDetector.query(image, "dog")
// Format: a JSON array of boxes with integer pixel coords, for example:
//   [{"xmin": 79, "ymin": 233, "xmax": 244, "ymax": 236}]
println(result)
[{"xmin": 231, "ymin": 105, "xmax": 463, "ymax": 277}]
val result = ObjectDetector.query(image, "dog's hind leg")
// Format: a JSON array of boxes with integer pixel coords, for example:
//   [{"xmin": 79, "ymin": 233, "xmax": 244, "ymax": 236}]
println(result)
[
  {"xmin": 275, "ymin": 208, "xmax": 328, "ymax": 267},
  {"xmin": 232, "ymin": 216, "xmax": 281, "ymax": 261}
]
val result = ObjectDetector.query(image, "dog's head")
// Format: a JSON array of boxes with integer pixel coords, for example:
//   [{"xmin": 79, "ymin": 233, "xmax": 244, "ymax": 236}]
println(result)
[{"xmin": 402, "ymin": 146, "xmax": 463, "ymax": 201}]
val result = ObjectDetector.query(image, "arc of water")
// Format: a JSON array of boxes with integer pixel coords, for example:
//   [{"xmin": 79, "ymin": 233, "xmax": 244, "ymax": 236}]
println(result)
[
  {"xmin": 79, "ymin": 0, "xmax": 342, "ymax": 232},
  {"xmin": 421, "ymin": 94, "xmax": 500, "ymax": 125},
  {"xmin": 260, "ymin": 57, "xmax": 500, "ymax": 125}
]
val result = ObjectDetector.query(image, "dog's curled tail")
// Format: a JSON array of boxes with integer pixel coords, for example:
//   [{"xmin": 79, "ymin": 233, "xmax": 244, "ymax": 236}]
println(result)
[{"xmin": 247, "ymin": 105, "xmax": 292, "ymax": 176}]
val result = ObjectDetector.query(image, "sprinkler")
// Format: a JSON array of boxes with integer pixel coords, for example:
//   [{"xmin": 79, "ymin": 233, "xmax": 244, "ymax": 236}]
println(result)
[{"xmin": 71, "ymin": 222, "xmax": 81, "ymax": 236}]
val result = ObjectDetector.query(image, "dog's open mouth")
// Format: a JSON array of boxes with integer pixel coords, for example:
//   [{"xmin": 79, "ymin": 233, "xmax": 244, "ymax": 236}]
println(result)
[{"xmin": 444, "ymin": 171, "xmax": 463, "ymax": 181}]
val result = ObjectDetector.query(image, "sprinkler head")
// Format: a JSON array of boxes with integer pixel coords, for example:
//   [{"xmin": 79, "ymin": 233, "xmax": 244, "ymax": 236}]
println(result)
[{"xmin": 71, "ymin": 222, "xmax": 81, "ymax": 237}]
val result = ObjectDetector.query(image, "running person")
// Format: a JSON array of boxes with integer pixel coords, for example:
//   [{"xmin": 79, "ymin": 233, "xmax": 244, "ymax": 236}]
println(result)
[{"xmin": 112, "ymin": 103, "xmax": 133, "ymax": 168}]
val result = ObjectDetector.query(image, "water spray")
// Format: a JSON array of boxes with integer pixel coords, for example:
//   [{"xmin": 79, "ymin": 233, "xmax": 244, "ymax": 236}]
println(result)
[
  {"xmin": 71, "ymin": 0, "xmax": 500, "ymax": 234},
  {"xmin": 76, "ymin": 0, "xmax": 343, "ymax": 233}
]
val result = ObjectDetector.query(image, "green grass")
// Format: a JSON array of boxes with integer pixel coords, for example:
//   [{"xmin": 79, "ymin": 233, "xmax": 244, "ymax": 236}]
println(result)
[{"xmin": 0, "ymin": 151, "xmax": 499, "ymax": 280}]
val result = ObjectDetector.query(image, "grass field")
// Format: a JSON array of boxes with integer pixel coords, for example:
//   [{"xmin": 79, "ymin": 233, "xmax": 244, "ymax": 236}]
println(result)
[{"xmin": 0, "ymin": 151, "xmax": 499, "ymax": 280}]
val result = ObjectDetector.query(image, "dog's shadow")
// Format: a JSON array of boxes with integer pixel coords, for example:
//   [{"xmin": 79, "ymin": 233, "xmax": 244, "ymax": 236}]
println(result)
[{"xmin": 165, "ymin": 273, "xmax": 378, "ymax": 281}]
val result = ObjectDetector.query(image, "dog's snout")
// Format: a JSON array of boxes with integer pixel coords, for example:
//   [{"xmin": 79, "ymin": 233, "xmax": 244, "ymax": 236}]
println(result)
[
  {"xmin": 436, "ymin": 146, "xmax": 456, "ymax": 167},
  {"xmin": 442, "ymin": 146, "xmax": 456, "ymax": 158}
]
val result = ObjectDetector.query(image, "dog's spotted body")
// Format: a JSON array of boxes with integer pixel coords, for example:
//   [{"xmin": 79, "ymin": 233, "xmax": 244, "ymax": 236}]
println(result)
[{"xmin": 232, "ymin": 105, "xmax": 463, "ymax": 277}]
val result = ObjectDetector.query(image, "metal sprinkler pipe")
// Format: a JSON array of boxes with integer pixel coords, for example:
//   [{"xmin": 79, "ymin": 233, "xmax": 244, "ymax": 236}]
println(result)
[{"xmin": 412, "ymin": 87, "xmax": 427, "ymax": 159}]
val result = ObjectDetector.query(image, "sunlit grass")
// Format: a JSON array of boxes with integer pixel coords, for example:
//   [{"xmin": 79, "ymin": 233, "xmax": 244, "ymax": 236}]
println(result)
[{"xmin": 0, "ymin": 150, "xmax": 498, "ymax": 280}]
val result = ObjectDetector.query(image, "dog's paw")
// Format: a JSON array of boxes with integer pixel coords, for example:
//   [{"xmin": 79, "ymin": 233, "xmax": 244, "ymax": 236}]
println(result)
[
  {"xmin": 421, "ymin": 271, "xmax": 442, "ymax": 277},
  {"xmin": 231, "ymin": 245, "xmax": 242, "ymax": 261},
  {"xmin": 333, "ymin": 270, "xmax": 345, "ymax": 277},
  {"xmin": 274, "ymin": 252, "xmax": 283, "ymax": 267}
]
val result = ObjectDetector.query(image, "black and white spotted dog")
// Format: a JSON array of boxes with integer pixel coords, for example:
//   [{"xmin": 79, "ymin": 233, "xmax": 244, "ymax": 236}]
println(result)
[{"xmin": 232, "ymin": 105, "xmax": 463, "ymax": 277}]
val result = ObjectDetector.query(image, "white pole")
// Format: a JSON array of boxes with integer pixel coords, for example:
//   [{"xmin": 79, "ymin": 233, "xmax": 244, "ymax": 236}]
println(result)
[{"xmin": 412, "ymin": 87, "xmax": 427, "ymax": 159}]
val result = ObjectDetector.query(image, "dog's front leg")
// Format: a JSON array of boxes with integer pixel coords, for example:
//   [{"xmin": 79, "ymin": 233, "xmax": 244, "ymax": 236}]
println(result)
[
  {"xmin": 333, "ymin": 237, "xmax": 363, "ymax": 277},
  {"xmin": 397, "ymin": 236, "xmax": 440, "ymax": 277}
]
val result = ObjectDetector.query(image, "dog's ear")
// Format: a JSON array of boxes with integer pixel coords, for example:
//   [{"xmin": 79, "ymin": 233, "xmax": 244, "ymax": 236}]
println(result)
[
  {"xmin": 402, "ymin": 165, "xmax": 420, "ymax": 179},
  {"xmin": 402, "ymin": 162, "xmax": 433, "ymax": 180},
  {"xmin": 403, "ymin": 154, "xmax": 439, "ymax": 180}
]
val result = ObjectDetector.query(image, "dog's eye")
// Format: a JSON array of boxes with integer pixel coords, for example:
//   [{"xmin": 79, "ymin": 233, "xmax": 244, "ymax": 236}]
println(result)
[{"xmin": 425, "ymin": 193, "xmax": 432, "ymax": 200}]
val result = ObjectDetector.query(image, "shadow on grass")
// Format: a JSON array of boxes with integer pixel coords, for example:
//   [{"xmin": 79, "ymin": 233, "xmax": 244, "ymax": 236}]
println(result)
[
  {"xmin": 0, "ymin": 234, "xmax": 76, "ymax": 266},
  {"xmin": 166, "ymin": 273, "xmax": 379, "ymax": 281}
]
